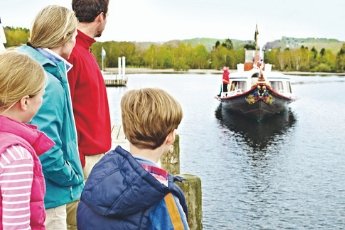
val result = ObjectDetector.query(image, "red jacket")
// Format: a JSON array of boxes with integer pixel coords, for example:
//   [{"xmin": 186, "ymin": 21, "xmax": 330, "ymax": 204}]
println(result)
[
  {"xmin": 68, "ymin": 30, "xmax": 111, "ymax": 167},
  {"xmin": 222, "ymin": 69, "xmax": 230, "ymax": 84},
  {"xmin": 0, "ymin": 116, "xmax": 54, "ymax": 230}
]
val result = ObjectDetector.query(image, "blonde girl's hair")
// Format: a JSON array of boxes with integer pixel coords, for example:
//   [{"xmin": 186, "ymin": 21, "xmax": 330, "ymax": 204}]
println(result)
[
  {"xmin": 29, "ymin": 5, "xmax": 78, "ymax": 48},
  {"xmin": 121, "ymin": 88, "xmax": 183, "ymax": 149},
  {"xmin": 0, "ymin": 51, "xmax": 45, "ymax": 112}
]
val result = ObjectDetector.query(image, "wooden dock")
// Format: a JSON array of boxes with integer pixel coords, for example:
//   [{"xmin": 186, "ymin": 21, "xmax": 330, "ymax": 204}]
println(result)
[
  {"xmin": 102, "ymin": 70, "xmax": 128, "ymax": 87},
  {"xmin": 104, "ymin": 78, "xmax": 127, "ymax": 86}
]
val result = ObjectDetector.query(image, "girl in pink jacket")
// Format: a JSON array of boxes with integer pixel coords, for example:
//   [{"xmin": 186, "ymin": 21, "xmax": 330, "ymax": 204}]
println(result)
[{"xmin": 0, "ymin": 51, "xmax": 54, "ymax": 230}]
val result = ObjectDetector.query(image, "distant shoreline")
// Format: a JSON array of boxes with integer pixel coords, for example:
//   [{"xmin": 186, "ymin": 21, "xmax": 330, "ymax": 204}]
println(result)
[
  {"xmin": 105, "ymin": 67, "xmax": 221, "ymax": 75},
  {"xmin": 104, "ymin": 67, "xmax": 345, "ymax": 76},
  {"xmin": 281, "ymin": 71, "xmax": 345, "ymax": 76}
]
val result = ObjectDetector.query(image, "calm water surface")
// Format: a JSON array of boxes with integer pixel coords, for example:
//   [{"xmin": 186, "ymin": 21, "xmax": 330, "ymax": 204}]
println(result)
[{"xmin": 107, "ymin": 74, "xmax": 345, "ymax": 229}]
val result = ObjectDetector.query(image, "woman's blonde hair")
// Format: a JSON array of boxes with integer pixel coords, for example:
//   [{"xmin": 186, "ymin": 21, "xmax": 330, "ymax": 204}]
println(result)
[
  {"xmin": 121, "ymin": 88, "xmax": 183, "ymax": 149},
  {"xmin": 29, "ymin": 5, "xmax": 78, "ymax": 48},
  {"xmin": 0, "ymin": 51, "xmax": 45, "ymax": 112}
]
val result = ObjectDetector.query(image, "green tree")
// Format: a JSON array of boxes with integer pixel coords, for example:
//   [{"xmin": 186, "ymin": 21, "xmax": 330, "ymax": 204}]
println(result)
[
  {"xmin": 244, "ymin": 43, "xmax": 256, "ymax": 50},
  {"xmin": 214, "ymin": 40, "xmax": 221, "ymax": 50},
  {"xmin": 4, "ymin": 26, "xmax": 29, "ymax": 47},
  {"xmin": 221, "ymin": 38, "xmax": 233, "ymax": 50},
  {"xmin": 299, "ymin": 46, "xmax": 311, "ymax": 71},
  {"xmin": 143, "ymin": 44, "xmax": 158, "ymax": 68},
  {"xmin": 210, "ymin": 46, "xmax": 229, "ymax": 69},
  {"xmin": 172, "ymin": 43, "xmax": 190, "ymax": 71},
  {"xmin": 335, "ymin": 43, "xmax": 345, "ymax": 72},
  {"xmin": 309, "ymin": 46, "xmax": 318, "ymax": 70},
  {"xmin": 264, "ymin": 48, "xmax": 280, "ymax": 70},
  {"xmin": 314, "ymin": 48, "xmax": 335, "ymax": 72},
  {"xmin": 320, "ymin": 48, "xmax": 326, "ymax": 56},
  {"xmin": 157, "ymin": 44, "xmax": 174, "ymax": 68},
  {"xmin": 189, "ymin": 44, "xmax": 209, "ymax": 69}
]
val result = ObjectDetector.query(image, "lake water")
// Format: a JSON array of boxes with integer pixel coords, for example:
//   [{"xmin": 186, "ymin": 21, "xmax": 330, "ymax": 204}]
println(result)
[{"xmin": 106, "ymin": 74, "xmax": 345, "ymax": 229}]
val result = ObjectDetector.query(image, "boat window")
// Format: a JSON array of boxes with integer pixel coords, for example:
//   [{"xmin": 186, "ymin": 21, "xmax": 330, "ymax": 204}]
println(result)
[
  {"xmin": 230, "ymin": 81, "xmax": 247, "ymax": 91},
  {"xmin": 287, "ymin": 82, "xmax": 292, "ymax": 93},
  {"xmin": 269, "ymin": 81, "xmax": 284, "ymax": 92},
  {"xmin": 251, "ymin": 73, "xmax": 259, "ymax": 78}
]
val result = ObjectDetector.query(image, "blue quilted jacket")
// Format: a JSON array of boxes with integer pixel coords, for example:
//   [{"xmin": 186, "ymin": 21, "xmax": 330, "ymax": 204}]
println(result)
[{"xmin": 77, "ymin": 146, "xmax": 189, "ymax": 230}]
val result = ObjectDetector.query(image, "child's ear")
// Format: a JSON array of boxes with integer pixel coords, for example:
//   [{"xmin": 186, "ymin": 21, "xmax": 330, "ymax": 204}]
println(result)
[
  {"xmin": 165, "ymin": 129, "xmax": 177, "ymax": 145},
  {"xmin": 18, "ymin": 96, "xmax": 30, "ymax": 111}
]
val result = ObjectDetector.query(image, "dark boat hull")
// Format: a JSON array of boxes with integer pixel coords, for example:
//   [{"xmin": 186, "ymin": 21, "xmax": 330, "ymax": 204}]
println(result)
[{"xmin": 219, "ymin": 88, "xmax": 293, "ymax": 121}]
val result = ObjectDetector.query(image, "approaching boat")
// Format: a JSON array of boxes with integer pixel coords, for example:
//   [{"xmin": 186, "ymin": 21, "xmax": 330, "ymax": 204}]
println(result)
[{"xmin": 215, "ymin": 51, "xmax": 295, "ymax": 121}]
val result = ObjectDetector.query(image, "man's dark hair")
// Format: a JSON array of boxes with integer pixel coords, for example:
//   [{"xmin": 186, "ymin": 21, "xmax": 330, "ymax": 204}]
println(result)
[{"xmin": 72, "ymin": 0, "xmax": 109, "ymax": 22}]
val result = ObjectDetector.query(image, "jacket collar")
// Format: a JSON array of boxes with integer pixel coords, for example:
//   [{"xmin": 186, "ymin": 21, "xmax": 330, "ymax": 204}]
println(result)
[
  {"xmin": 37, "ymin": 48, "xmax": 73, "ymax": 72},
  {"xmin": 0, "ymin": 115, "xmax": 54, "ymax": 155},
  {"xmin": 76, "ymin": 30, "xmax": 96, "ymax": 50},
  {"xmin": 18, "ymin": 45, "xmax": 55, "ymax": 67}
]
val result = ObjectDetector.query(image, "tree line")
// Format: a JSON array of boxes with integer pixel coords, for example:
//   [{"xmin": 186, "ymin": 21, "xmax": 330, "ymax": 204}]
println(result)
[{"xmin": 3, "ymin": 26, "xmax": 345, "ymax": 72}]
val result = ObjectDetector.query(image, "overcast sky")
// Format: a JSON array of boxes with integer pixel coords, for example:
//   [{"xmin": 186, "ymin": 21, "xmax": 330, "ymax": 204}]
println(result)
[{"xmin": 1, "ymin": 0, "xmax": 344, "ymax": 45}]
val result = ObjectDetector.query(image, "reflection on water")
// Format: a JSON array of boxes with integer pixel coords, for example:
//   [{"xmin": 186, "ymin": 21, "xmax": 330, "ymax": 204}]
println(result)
[{"xmin": 215, "ymin": 105, "xmax": 296, "ymax": 150}]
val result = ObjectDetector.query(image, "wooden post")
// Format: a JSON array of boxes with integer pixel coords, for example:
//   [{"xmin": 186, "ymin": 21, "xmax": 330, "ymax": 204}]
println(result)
[
  {"xmin": 160, "ymin": 134, "xmax": 180, "ymax": 175},
  {"xmin": 176, "ymin": 174, "xmax": 203, "ymax": 230},
  {"xmin": 160, "ymin": 135, "xmax": 203, "ymax": 230}
]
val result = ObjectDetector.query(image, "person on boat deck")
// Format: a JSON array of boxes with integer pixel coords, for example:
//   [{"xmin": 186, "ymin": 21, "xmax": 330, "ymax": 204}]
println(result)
[
  {"xmin": 222, "ymin": 66, "xmax": 230, "ymax": 92},
  {"xmin": 253, "ymin": 54, "xmax": 264, "ymax": 70},
  {"xmin": 77, "ymin": 88, "xmax": 189, "ymax": 230}
]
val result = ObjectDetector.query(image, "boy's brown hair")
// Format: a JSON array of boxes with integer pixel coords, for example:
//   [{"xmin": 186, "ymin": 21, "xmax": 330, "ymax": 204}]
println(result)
[{"xmin": 121, "ymin": 88, "xmax": 183, "ymax": 149}]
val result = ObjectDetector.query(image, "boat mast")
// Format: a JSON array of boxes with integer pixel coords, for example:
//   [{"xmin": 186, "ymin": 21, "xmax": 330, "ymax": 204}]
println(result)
[
  {"xmin": 254, "ymin": 24, "xmax": 259, "ymax": 52},
  {"xmin": 253, "ymin": 24, "xmax": 260, "ymax": 67},
  {"xmin": 254, "ymin": 24, "xmax": 265, "ymax": 80}
]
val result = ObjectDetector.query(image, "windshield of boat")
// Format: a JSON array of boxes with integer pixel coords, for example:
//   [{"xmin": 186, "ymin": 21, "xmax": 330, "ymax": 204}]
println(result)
[
  {"xmin": 230, "ymin": 80, "xmax": 247, "ymax": 92},
  {"xmin": 269, "ymin": 80, "xmax": 292, "ymax": 93}
]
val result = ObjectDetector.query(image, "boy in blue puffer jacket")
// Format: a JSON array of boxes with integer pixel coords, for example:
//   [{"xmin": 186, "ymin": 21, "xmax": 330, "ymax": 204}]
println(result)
[{"xmin": 77, "ymin": 88, "xmax": 189, "ymax": 230}]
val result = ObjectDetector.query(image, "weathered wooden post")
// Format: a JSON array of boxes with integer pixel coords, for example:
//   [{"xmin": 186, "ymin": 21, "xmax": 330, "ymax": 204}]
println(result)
[
  {"xmin": 176, "ymin": 174, "xmax": 202, "ymax": 230},
  {"xmin": 160, "ymin": 134, "xmax": 180, "ymax": 175},
  {"xmin": 160, "ymin": 135, "xmax": 203, "ymax": 230}
]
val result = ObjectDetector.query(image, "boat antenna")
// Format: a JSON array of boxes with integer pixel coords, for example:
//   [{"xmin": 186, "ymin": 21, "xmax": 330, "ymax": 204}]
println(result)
[{"xmin": 254, "ymin": 24, "xmax": 259, "ymax": 52}]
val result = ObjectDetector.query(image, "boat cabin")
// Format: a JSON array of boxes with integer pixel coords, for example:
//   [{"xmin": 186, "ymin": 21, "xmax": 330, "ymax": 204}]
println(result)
[
  {"xmin": 220, "ymin": 50, "xmax": 293, "ymax": 98},
  {"xmin": 221, "ymin": 69, "xmax": 293, "ymax": 98}
]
